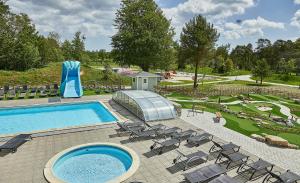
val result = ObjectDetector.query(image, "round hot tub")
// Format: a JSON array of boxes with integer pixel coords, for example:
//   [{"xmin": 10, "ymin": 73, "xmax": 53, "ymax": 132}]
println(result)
[{"xmin": 44, "ymin": 143, "xmax": 139, "ymax": 183}]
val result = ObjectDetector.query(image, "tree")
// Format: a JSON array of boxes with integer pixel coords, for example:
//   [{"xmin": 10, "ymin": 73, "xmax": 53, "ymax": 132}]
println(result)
[
  {"xmin": 111, "ymin": 0, "xmax": 175, "ymax": 71},
  {"xmin": 230, "ymin": 44, "xmax": 254, "ymax": 70},
  {"xmin": 252, "ymin": 59, "xmax": 270, "ymax": 85},
  {"xmin": 38, "ymin": 32, "xmax": 64, "ymax": 65},
  {"xmin": 71, "ymin": 31, "xmax": 85, "ymax": 61},
  {"xmin": 224, "ymin": 58, "xmax": 233, "ymax": 73},
  {"xmin": 180, "ymin": 15, "xmax": 219, "ymax": 88},
  {"xmin": 62, "ymin": 40, "xmax": 73, "ymax": 60}
]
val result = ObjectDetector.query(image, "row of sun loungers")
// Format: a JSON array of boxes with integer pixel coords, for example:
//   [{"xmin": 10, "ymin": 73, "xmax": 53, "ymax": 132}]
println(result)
[
  {"xmin": 116, "ymin": 121, "xmax": 300, "ymax": 183},
  {"xmin": 0, "ymin": 84, "xmax": 59, "ymax": 100}
]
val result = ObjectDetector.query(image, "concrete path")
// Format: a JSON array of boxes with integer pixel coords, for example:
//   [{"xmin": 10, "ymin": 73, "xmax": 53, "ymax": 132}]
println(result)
[{"xmin": 180, "ymin": 109, "xmax": 300, "ymax": 174}]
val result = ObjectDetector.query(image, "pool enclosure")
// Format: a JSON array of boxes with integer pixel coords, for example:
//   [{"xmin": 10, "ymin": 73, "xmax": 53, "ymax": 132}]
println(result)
[{"xmin": 113, "ymin": 90, "xmax": 177, "ymax": 121}]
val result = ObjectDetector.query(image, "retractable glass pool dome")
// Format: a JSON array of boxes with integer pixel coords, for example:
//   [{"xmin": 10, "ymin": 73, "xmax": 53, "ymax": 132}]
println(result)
[{"xmin": 113, "ymin": 90, "xmax": 177, "ymax": 122}]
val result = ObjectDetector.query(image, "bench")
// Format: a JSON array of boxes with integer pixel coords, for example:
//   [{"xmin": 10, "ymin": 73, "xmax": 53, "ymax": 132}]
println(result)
[{"xmin": 215, "ymin": 112, "xmax": 222, "ymax": 122}]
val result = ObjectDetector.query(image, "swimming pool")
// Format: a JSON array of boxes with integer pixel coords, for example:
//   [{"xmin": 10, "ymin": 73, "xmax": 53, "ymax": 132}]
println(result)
[
  {"xmin": 44, "ymin": 143, "xmax": 140, "ymax": 183},
  {"xmin": 0, "ymin": 101, "xmax": 117, "ymax": 135}
]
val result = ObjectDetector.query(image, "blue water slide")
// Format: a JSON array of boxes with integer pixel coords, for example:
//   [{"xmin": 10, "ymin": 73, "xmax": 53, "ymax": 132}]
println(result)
[{"xmin": 60, "ymin": 61, "xmax": 83, "ymax": 98}]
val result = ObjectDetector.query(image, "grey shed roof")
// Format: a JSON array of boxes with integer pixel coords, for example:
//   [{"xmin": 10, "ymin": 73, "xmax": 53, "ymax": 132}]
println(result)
[
  {"xmin": 131, "ymin": 71, "xmax": 161, "ymax": 78},
  {"xmin": 113, "ymin": 90, "xmax": 177, "ymax": 121}
]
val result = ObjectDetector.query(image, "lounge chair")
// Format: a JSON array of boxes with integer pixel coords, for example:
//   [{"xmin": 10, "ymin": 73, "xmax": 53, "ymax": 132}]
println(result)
[
  {"xmin": 171, "ymin": 129, "xmax": 197, "ymax": 141},
  {"xmin": 150, "ymin": 137, "xmax": 181, "ymax": 155},
  {"xmin": 263, "ymin": 170, "xmax": 300, "ymax": 183},
  {"xmin": 4, "ymin": 85, "xmax": 9, "ymax": 94},
  {"xmin": 53, "ymin": 83, "xmax": 59, "ymax": 90},
  {"xmin": 39, "ymin": 88, "xmax": 48, "ymax": 97},
  {"xmin": 156, "ymin": 127, "xmax": 181, "ymax": 137},
  {"xmin": 129, "ymin": 128, "xmax": 157, "ymax": 140},
  {"xmin": 144, "ymin": 122, "xmax": 166, "ymax": 131},
  {"xmin": 45, "ymin": 84, "xmax": 51, "ymax": 92},
  {"xmin": 173, "ymin": 150, "xmax": 208, "ymax": 170},
  {"xmin": 208, "ymin": 174, "xmax": 239, "ymax": 183},
  {"xmin": 7, "ymin": 90, "xmax": 16, "ymax": 100},
  {"xmin": 184, "ymin": 164, "xmax": 227, "ymax": 183},
  {"xmin": 209, "ymin": 141, "xmax": 240, "ymax": 154},
  {"xmin": 187, "ymin": 132, "xmax": 213, "ymax": 146},
  {"xmin": 117, "ymin": 121, "xmax": 145, "ymax": 132},
  {"xmin": 0, "ymin": 134, "xmax": 32, "ymax": 153},
  {"xmin": 28, "ymin": 88, "xmax": 37, "ymax": 98},
  {"xmin": 49, "ymin": 89, "xmax": 58, "ymax": 96},
  {"xmin": 237, "ymin": 158, "xmax": 274, "ymax": 180},
  {"xmin": 215, "ymin": 151, "xmax": 249, "ymax": 169},
  {"xmin": 18, "ymin": 92, "xmax": 26, "ymax": 99},
  {"xmin": 0, "ymin": 89, "xmax": 4, "ymax": 100},
  {"xmin": 22, "ymin": 85, "xmax": 28, "ymax": 93}
]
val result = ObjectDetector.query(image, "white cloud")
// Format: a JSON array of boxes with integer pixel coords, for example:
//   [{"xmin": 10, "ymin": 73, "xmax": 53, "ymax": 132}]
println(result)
[
  {"xmin": 223, "ymin": 16, "xmax": 284, "ymax": 39},
  {"xmin": 7, "ymin": 0, "xmax": 121, "ymax": 40},
  {"xmin": 162, "ymin": 0, "xmax": 256, "ymax": 38},
  {"xmin": 291, "ymin": 10, "xmax": 300, "ymax": 29},
  {"xmin": 294, "ymin": 0, "xmax": 300, "ymax": 4}
]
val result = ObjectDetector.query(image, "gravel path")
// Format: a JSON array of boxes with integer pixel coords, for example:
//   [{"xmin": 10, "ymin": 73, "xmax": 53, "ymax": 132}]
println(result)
[{"xmin": 180, "ymin": 109, "xmax": 300, "ymax": 174}]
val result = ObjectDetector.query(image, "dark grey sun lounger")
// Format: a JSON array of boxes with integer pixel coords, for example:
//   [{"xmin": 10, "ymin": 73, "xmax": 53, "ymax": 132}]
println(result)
[
  {"xmin": 150, "ymin": 137, "xmax": 181, "ymax": 154},
  {"xmin": 144, "ymin": 122, "xmax": 166, "ymax": 131},
  {"xmin": 0, "ymin": 134, "xmax": 32, "ymax": 153},
  {"xmin": 0, "ymin": 89, "xmax": 4, "ymax": 100},
  {"xmin": 209, "ymin": 141, "xmax": 240, "ymax": 153},
  {"xmin": 156, "ymin": 127, "xmax": 181, "ymax": 137},
  {"xmin": 173, "ymin": 150, "xmax": 208, "ymax": 170},
  {"xmin": 129, "ymin": 129, "xmax": 156, "ymax": 140},
  {"xmin": 215, "ymin": 151, "xmax": 249, "ymax": 169},
  {"xmin": 208, "ymin": 174, "xmax": 239, "ymax": 183},
  {"xmin": 18, "ymin": 92, "xmax": 26, "ymax": 99},
  {"xmin": 7, "ymin": 90, "xmax": 16, "ymax": 99},
  {"xmin": 187, "ymin": 132, "xmax": 213, "ymax": 146},
  {"xmin": 171, "ymin": 129, "xmax": 197, "ymax": 141},
  {"xmin": 117, "ymin": 121, "xmax": 145, "ymax": 131},
  {"xmin": 237, "ymin": 158, "xmax": 274, "ymax": 180},
  {"xmin": 263, "ymin": 170, "xmax": 300, "ymax": 183},
  {"xmin": 184, "ymin": 164, "xmax": 227, "ymax": 183}
]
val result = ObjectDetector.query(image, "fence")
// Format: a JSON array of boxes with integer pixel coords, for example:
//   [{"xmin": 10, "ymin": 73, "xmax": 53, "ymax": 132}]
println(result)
[{"xmin": 156, "ymin": 84, "xmax": 300, "ymax": 99}]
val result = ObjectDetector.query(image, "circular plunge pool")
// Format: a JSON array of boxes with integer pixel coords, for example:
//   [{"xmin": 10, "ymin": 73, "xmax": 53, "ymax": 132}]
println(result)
[{"xmin": 44, "ymin": 143, "xmax": 139, "ymax": 183}]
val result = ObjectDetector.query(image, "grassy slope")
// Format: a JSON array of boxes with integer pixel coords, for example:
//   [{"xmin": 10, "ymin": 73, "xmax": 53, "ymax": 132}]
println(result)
[{"xmin": 0, "ymin": 62, "xmax": 131, "ymax": 86}]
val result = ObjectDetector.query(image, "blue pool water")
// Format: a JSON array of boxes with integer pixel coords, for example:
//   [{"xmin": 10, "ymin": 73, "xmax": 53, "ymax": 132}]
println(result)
[
  {"xmin": 0, "ymin": 102, "xmax": 117, "ymax": 135},
  {"xmin": 53, "ymin": 145, "xmax": 132, "ymax": 183}
]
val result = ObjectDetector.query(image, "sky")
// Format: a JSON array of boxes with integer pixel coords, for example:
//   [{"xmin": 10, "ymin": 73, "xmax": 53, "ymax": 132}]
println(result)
[{"xmin": 6, "ymin": 0, "xmax": 300, "ymax": 51}]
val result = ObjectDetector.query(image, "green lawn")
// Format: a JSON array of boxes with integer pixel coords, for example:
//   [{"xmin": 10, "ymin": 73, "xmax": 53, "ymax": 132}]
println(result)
[
  {"xmin": 174, "ymin": 96, "xmax": 300, "ymax": 147},
  {"xmin": 182, "ymin": 66, "xmax": 251, "ymax": 76},
  {"xmin": 252, "ymin": 74, "xmax": 300, "ymax": 86}
]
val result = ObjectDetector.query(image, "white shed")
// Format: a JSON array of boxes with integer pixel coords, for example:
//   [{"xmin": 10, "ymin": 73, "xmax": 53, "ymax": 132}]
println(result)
[{"xmin": 131, "ymin": 71, "xmax": 162, "ymax": 91}]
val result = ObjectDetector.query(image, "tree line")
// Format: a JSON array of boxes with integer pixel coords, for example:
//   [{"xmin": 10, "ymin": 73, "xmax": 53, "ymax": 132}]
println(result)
[
  {"xmin": 1, "ymin": 0, "xmax": 300, "ymax": 83},
  {"xmin": 0, "ymin": 1, "xmax": 110, "ymax": 71},
  {"xmin": 112, "ymin": 0, "xmax": 300, "ymax": 87}
]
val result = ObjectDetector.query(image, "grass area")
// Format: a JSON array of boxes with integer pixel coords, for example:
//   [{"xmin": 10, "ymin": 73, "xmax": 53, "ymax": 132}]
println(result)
[
  {"xmin": 0, "ymin": 62, "xmax": 131, "ymax": 86},
  {"xmin": 208, "ymin": 96, "xmax": 239, "ymax": 103},
  {"xmin": 284, "ymin": 103, "xmax": 300, "ymax": 117},
  {"xmin": 182, "ymin": 66, "xmax": 251, "ymax": 76},
  {"xmin": 159, "ymin": 80, "xmax": 194, "ymax": 86},
  {"xmin": 166, "ymin": 92, "xmax": 193, "ymax": 100},
  {"xmin": 172, "ymin": 93, "xmax": 300, "ymax": 146},
  {"xmin": 252, "ymin": 73, "xmax": 300, "ymax": 86}
]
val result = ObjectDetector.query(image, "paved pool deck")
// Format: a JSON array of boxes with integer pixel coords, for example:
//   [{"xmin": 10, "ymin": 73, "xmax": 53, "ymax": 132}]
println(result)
[
  {"xmin": 0, "ymin": 95, "xmax": 297, "ymax": 183},
  {"xmin": 181, "ymin": 109, "xmax": 300, "ymax": 175}
]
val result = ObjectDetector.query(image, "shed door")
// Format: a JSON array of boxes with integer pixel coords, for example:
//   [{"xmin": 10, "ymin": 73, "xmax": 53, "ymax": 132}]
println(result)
[{"xmin": 142, "ymin": 78, "xmax": 148, "ymax": 90}]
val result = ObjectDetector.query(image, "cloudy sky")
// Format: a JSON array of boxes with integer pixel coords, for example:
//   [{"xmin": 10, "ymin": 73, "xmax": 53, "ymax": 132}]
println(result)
[{"xmin": 6, "ymin": 0, "xmax": 300, "ymax": 50}]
